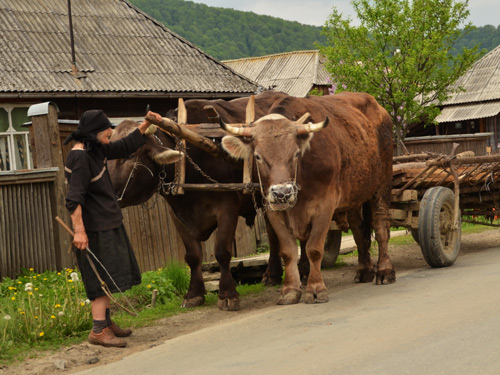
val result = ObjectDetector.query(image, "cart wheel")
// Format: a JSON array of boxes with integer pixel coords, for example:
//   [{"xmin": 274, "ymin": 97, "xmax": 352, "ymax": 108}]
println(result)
[
  {"xmin": 410, "ymin": 229, "xmax": 420, "ymax": 244},
  {"xmin": 322, "ymin": 229, "xmax": 341, "ymax": 268},
  {"xmin": 418, "ymin": 186, "xmax": 461, "ymax": 267}
]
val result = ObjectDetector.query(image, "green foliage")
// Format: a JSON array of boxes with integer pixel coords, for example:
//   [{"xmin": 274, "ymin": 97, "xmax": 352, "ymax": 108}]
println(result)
[
  {"xmin": 318, "ymin": 0, "xmax": 484, "ymax": 155},
  {"xmin": 0, "ymin": 268, "xmax": 91, "ymax": 362},
  {"xmin": 129, "ymin": 0, "xmax": 327, "ymax": 60},
  {"xmin": 0, "ymin": 263, "xmax": 191, "ymax": 363}
]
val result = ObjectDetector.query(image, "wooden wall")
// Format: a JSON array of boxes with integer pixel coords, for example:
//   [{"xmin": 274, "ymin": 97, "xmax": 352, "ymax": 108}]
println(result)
[
  {"xmin": 0, "ymin": 170, "xmax": 59, "ymax": 278},
  {"xmin": 121, "ymin": 196, "xmax": 261, "ymax": 271}
]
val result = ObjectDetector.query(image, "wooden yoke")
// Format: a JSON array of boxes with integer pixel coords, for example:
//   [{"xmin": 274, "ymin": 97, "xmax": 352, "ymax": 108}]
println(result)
[
  {"xmin": 243, "ymin": 95, "xmax": 255, "ymax": 194},
  {"xmin": 175, "ymin": 98, "xmax": 187, "ymax": 195}
]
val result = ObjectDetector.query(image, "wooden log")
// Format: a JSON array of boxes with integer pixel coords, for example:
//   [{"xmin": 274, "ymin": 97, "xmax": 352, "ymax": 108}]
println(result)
[
  {"xmin": 175, "ymin": 99, "xmax": 187, "ymax": 195},
  {"xmin": 180, "ymin": 183, "xmax": 260, "ymax": 192},
  {"xmin": 243, "ymin": 96, "xmax": 255, "ymax": 193},
  {"xmin": 145, "ymin": 114, "xmax": 223, "ymax": 158}
]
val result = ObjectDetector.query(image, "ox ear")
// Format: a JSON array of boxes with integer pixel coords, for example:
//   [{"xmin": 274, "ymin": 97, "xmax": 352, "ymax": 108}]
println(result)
[
  {"xmin": 221, "ymin": 136, "xmax": 252, "ymax": 160},
  {"xmin": 152, "ymin": 149, "xmax": 184, "ymax": 165}
]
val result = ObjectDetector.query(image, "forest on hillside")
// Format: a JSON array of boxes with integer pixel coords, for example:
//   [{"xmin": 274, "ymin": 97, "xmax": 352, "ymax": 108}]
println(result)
[
  {"xmin": 129, "ymin": 0, "xmax": 500, "ymax": 60},
  {"xmin": 129, "ymin": 0, "xmax": 326, "ymax": 60}
]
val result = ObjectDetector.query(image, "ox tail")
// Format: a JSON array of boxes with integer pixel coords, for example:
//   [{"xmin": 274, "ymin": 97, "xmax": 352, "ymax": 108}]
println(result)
[{"xmin": 361, "ymin": 202, "xmax": 373, "ymax": 245}]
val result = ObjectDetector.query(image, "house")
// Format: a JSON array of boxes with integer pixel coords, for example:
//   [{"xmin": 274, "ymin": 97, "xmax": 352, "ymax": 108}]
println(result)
[
  {"xmin": 417, "ymin": 44, "xmax": 500, "ymax": 152},
  {"xmin": 222, "ymin": 50, "xmax": 331, "ymax": 97},
  {"xmin": 0, "ymin": 0, "xmax": 258, "ymax": 172},
  {"xmin": 0, "ymin": 0, "xmax": 258, "ymax": 278}
]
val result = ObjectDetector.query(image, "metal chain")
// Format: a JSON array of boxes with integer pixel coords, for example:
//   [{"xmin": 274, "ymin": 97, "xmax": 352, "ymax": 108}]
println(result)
[{"xmin": 175, "ymin": 137, "xmax": 220, "ymax": 185}]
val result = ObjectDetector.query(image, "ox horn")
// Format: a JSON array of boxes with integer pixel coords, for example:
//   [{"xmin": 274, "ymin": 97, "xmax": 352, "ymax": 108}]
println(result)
[
  {"xmin": 296, "ymin": 112, "xmax": 311, "ymax": 124},
  {"xmin": 219, "ymin": 118, "xmax": 253, "ymax": 137},
  {"xmin": 296, "ymin": 116, "xmax": 329, "ymax": 135}
]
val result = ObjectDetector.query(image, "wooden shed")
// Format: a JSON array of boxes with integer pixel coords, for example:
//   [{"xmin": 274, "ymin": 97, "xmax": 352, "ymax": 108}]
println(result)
[
  {"xmin": 409, "ymin": 44, "xmax": 500, "ymax": 153},
  {"xmin": 0, "ymin": 0, "xmax": 259, "ymax": 278}
]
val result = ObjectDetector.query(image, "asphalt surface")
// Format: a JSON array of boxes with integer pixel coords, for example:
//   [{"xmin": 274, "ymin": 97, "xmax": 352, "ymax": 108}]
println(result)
[{"xmin": 74, "ymin": 241, "xmax": 500, "ymax": 375}]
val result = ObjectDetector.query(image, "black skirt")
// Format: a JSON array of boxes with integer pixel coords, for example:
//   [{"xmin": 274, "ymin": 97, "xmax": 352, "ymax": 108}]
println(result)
[{"xmin": 75, "ymin": 225, "xmax": 142, "ymax": 300}]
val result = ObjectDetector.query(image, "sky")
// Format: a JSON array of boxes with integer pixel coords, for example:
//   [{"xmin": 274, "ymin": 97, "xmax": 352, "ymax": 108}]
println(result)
[{"xmin": 189, "ymin": 0, "xmax": 498, "ymax": 27}]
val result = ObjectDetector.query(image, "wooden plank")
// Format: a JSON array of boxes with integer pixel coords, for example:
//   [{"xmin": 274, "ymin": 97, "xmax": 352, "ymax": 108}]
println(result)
[{"xmin": 391, "ymin": 189, "xmax": 418, "ymax": 202}]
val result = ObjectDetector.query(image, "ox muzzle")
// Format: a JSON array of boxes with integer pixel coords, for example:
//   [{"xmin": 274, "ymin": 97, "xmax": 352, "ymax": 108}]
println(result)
[{"xmin": 266, "ymin": 182, "xmax": 300, "ymax": 211}]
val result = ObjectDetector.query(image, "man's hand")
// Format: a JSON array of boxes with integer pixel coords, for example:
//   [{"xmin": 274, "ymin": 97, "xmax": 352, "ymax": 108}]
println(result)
[
  {"xmin": 139, "ymin": 111, "xmax": 163, "ymax": 134},
  {"xmin": 73, "ymin": 230, "xmax": 88, "ymax": 250}
]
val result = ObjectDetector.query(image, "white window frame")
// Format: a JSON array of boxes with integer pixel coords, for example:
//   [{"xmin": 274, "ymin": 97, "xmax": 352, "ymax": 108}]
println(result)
[{"xmin": 0, "ymin": 105, "xmax": 33, "ymax": 172}]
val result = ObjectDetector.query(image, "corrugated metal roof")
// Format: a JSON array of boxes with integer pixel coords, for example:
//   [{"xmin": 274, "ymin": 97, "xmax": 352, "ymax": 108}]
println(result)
[
  {"xmin": 443, "ymin": 44, "xmax": 500, "ymax": 106},
  {"xmin": 435, "ymin": 100, "xmax": 500, "ymax": 122},
  {"xmin": 222, "ymin": 50, "xmax": 331, "ymax": 97},
  {"xmin": 0, "ymin": 0, "xmax": 257, "ymax": 96}
]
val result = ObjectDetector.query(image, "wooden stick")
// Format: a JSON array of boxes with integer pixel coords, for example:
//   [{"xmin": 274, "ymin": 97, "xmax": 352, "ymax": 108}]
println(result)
[{"xmin": 146, "ymin": 115, "xmax": 222, "ymax": 158}]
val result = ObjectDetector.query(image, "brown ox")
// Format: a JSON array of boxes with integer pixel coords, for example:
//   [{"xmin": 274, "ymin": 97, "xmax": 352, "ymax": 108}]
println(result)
[
  {"xmin": 107, "ymin": 91, "xmax": 289, "ymax": 310},
  {"xmin": 221, "ymin": 92, "xmax": 395, "ymax": 304}
]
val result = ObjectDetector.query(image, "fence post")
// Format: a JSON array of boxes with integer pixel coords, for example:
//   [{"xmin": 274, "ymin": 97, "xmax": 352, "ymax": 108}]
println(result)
[{"xmin": 28, "ymin": 102, "xmax": 72, "ymax": 270}]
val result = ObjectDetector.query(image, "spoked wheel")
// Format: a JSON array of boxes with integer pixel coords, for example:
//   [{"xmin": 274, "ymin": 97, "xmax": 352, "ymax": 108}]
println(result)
[
  {"xmin": 418, "ymin": 187, "xmax": 461, "ymax": 267},
  {"xmin": 321, "ymin": 229, "xmax": 341, "ymax": 268}
]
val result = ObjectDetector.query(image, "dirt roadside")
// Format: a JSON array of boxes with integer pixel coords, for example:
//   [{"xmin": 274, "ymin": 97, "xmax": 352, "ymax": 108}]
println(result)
[{"xmin": 2, "ymin": 229, "xmax": 499, "ymax": 375}]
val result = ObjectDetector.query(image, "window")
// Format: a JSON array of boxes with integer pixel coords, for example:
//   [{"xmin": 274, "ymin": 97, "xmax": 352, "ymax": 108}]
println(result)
[{"xmin": 0, "ymin": 106, "xmax": 32, "ymax": 172}]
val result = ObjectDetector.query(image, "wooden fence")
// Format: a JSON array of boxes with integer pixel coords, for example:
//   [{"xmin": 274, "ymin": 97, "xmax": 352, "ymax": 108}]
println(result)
[{"xmin": 401, "ymin": 133, "xmax": 492, "ymax": 156}]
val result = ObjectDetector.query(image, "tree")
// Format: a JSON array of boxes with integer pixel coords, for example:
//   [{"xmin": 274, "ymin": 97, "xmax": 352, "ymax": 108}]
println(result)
[{"xmin": 318, "ymin": 0, "xmax": 483, "ymax": 155}]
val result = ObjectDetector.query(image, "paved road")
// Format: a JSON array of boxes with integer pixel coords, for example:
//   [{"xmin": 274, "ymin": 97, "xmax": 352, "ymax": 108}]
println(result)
[{"xmin": 75, "ymin": 245, "xmax": 500, "ymax": 375}]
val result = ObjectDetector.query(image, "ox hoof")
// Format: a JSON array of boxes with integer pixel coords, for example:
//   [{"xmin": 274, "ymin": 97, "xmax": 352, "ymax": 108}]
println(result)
[
  {"xmin": 277, "ymin": 289, "xmax": 301, "ymax": 305},
  {"xmin": 181, "ymin": 296, "xmax": 205, "ymax": 308},
  {"xmin": 355, "ymin": 267, "xmax": 376, "ymax": 283},
  {"xmin": 304, "ymin": 290, "xmax": 329, "ymax": 304},
  {"xmin": 376, "ymin": 269, "xmax": 396, "ymax": 285},
  {"xmin": 217, "ymin": 296, "xmax": 240, "ymax": 311}
]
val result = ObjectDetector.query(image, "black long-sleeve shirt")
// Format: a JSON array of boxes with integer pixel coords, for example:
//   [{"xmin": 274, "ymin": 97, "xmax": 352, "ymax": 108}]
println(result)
[{"xmin": 65, "ymin": 128, "xmax": 145, "ymax": 231}]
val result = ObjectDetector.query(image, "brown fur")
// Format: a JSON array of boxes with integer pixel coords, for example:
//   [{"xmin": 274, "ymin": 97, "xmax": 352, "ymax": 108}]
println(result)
[{"xmin": 222, "ymin": 92, "xmax": 396, "ymax": 304}]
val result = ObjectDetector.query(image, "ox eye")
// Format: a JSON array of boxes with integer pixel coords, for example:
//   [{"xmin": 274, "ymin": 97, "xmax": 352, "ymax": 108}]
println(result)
[
  {"xmin": 294, "ymin": 151, "xmax": 300, "ymax": 158},
  {"xmin": 255, "ymin": 154, "xmax": 262, "ymax": 162}
]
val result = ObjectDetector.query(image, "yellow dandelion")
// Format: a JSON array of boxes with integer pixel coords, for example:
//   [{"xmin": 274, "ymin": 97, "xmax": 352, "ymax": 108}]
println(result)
[
  {"xmin": 39, "ymin": 332, "xmax": 44, "ymax": 337},
  {"xmin": 152, "ymin": 281, "xmax": 156, "ymax": 283},
  {"xmin": 55, "ymin": 304, "xmax": 61, "ymax": 308},
  {"xmin": 68, "ymin": 280, "xmax": 73, "ymax": 283},
  {"xmin": 43, "ymin": 278, "xmax": 47, "ymax": 281},
  {"xmin": 20, "ymin": 311, "xmax": 25, "ymax": 315},
  {"xmin": 28, "ymin": 292, "xmax": 33, "ymax": 296},
  {"xmin": 57, "ymin": 272, "xmax": 61, "ymax": 275},
  {"xmin": 8, "ymin": 286, "xmax": 13, "ymax": 290},
  {"xmin": 51, "ymin": 315, "xmax": 56, "ymax": 319},
  {"xmin": 11, "ymin": 297, "xmax": 15, "ymax": 301},
  {"xmin": 147, "ymin": 285, "xmax": 152, "ymax": 288},
  {"xmin": 35, "ymin": 288, "xmax": 39, "ymax": 291},
  {"xmin": 29, "ymin": 268, "xmax": 34, "ymax": 271},
  {"xmin": 80, "ymin": 302, "xmax": 85, "ymax": 306},
  {"xmin": 17, "ymin": 281, "xmax": 21, "ymax": 284}
]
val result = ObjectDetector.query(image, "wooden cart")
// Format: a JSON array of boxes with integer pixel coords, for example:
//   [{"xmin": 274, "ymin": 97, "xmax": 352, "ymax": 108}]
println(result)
[{"xmin": 390, "ymin": 148, "xmax": 500, "ymax": 267}]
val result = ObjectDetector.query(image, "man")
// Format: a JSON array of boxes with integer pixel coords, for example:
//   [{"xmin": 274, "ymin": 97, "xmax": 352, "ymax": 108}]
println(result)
[{"xmin": 64, "ymin": 109, "xmax": 160, "ymax": 347}]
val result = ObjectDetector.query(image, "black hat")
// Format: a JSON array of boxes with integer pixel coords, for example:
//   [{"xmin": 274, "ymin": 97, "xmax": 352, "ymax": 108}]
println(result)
[{"xmin": 63, "ymin": 110, "xmax": 112, "ymax": 145}]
